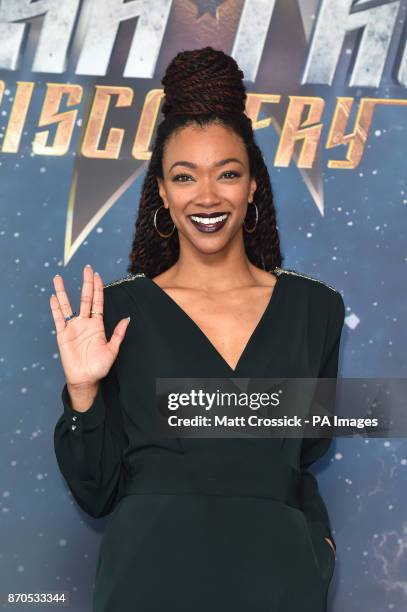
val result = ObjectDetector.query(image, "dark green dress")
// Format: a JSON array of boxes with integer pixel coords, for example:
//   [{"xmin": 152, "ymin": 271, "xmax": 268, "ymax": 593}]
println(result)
[{"xmin": 54, "ymin": 266, "xmax": 345, "ymax": 612}]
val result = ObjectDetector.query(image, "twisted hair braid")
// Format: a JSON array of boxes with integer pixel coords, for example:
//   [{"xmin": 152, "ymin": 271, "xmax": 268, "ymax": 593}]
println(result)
[{"xmin": 127, "ymin": 46, "xmax": 283, "ymax": 277}]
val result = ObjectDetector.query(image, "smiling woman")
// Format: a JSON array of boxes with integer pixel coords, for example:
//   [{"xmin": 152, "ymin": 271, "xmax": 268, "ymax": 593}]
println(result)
[
  {"xmin": 52, "ymin": 46, "xmax": 345, "ymax": 612},
  {"xmin": 127, "ymin": 47, "xmax": 282, "ymax": 278},
  {"xmin": 156, "ymin": 126, "xmax": 257, "ymax": 242}
]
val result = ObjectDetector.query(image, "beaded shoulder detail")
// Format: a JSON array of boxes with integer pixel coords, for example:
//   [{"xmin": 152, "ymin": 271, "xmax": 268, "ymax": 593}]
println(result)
[
  {"xmin": 103, "ymin": 273, "xmax": 146, "ymax": 288},
  {"xmin": 273, "ymin": 266, "xmax": 338, "ymax": 293}
]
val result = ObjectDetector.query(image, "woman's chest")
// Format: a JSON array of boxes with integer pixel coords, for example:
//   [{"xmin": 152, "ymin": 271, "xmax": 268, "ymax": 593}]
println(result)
[{"xmin": 109, "ymin": 273, "xmax": 328, "ymax": 392}]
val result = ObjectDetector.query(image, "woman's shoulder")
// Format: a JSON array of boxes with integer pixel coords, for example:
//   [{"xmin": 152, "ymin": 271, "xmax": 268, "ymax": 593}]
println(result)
[
  {"xmin": 276, "ymin": 266, "xmax": 345, "ymax": 321},
  {"xmin": 103, "ymin": 272, "xmax": 146, "ymax": 289},
  {"xmin": 102, "ymin": 272, "xmax": 147, "ymax": 313},
  {"xmin": 274, "ymin": 266, "xmax": 339, "ymax": 294}
]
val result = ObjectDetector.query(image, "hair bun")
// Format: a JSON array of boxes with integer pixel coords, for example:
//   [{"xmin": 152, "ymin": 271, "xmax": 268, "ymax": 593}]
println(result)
[{"xmin": 161, "ymin": 46, "xmax": 247, "ymax": 118}]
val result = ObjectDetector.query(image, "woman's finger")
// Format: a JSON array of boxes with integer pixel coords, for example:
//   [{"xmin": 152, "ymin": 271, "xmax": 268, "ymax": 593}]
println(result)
[
  {"xmin": 49, "ymin": 294, "xmax": 67, "ymax": 334},
  {"xmin": 79, "ymin": 264, "xmax": 94, "ymax": 318},
  {"xmin": 107, "ymin": 318, "xmax": 129, "ymax": 356},
  {"xmin": 53, "ymin": 274, "xmax": 74, "ymax": 320},
  {"xmin": 91, "ymin": 271, "xmax": 104, "ymax": 318}
]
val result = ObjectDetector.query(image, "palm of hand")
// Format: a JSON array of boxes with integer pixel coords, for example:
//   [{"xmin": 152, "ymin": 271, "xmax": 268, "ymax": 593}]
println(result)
[
  {"xmin": 50, "ymin": 265, "xmax": 130, "ymax": 388},
  {"xmin": 57, "ymin": 314, "xmax": 114, "ymax": 385}
]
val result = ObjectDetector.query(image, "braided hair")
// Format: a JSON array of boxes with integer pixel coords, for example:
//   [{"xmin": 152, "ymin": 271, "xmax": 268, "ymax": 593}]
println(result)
[{"xmin": 127, "ymin": 46, "xmax": 283, "ymax": 278}]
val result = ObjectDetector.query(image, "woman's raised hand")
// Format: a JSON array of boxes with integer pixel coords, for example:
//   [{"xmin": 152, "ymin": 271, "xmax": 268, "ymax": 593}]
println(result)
[{"xmin": 50, "ymin": 264, "xmax": 130, "ymax": 389}]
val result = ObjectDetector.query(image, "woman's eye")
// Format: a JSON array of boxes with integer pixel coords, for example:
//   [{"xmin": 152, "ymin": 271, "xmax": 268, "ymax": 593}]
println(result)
[
  {"xmin": 221, "ymin": 171, "xmax": 241, "ymax": 179},
  {"xmin": 172, "ymin": 174, "xmax": 193, "ymax": 182},
  {"xmin": 172, "ymin": 170, "xmax": 241, "ymax": 182}
]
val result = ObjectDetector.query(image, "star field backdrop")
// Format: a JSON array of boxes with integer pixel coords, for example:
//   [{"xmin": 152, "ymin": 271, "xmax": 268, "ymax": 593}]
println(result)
[{"xmin": 0, "ymin": 1, "xmax": 406, "ymax": 610}]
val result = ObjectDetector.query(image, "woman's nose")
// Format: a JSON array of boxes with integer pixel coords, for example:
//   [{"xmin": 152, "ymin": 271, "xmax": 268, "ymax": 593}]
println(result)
[{"xmin": 196, "ymin": 179, "xmax": 220, "ymax": 204}]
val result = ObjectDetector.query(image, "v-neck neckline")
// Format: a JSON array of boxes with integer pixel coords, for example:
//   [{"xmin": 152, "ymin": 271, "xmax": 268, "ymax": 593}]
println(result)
[{"xmin": 141, "ymin": 269, "xmax": 285, "ymax": 376}]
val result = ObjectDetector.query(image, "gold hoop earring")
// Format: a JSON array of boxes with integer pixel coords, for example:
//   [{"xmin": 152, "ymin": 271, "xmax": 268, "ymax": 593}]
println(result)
[
  {"xmin": 153, "ymin": 204, "xmax": 176, "ymax": 238},
  {"xmin": 243, "ymin": 201, "xmax": 258, "ymax": 233}
]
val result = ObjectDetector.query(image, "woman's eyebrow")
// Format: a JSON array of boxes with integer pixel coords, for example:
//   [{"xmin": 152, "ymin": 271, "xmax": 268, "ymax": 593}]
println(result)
[{"xmin": 169, "ymin": 157, "xmax": 244, "ymax": 172}]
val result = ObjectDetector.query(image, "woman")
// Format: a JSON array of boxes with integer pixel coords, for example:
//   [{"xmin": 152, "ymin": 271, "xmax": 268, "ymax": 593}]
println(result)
[{"xmin": 51, "ymin": 47, "xmax": 345, "ymax": 612}]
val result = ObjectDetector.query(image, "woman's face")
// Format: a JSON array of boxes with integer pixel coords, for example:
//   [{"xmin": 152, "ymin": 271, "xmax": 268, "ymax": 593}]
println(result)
[{"xmin": 156, "ymin": 122, "xmax": 257, "ymax": 254}]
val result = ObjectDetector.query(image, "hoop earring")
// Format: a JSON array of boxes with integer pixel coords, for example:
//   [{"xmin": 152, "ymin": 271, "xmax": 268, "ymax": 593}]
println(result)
[
  {"xmin": 243, "ymin": 201, "xmax": 258, "ymax": 233},
  {"xmin": 153, "ymin": 204, "xmax": 176, "ymax": 238}
]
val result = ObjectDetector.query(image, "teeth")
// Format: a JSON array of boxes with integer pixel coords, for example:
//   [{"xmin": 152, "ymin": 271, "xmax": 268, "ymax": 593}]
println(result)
[{"xmin": 190, "ymin": 214, "xmax": 228, "ymax": 224}]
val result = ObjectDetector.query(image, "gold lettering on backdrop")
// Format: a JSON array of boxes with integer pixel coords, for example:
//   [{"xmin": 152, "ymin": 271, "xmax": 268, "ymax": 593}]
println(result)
[
  {"xmin": 0, "ymin": 83, "xmax": 406, "ymax": 170},
  {"xmin": 82, "ymin": 85, "xmax": 133, "ymax": 159},
  {"xmin": 274, "ymin": 96, "xmax": 325, "ymax": 168},
  {"xmin": 132, "ymin": 89, "xmax": 164, "ymax": 160},
  {"xmin": 33, "ymin": 83, "xmax": 83, "ymax": 156},
  {"xmin": 245, "ymin": 93, "xmax": 281, "ymax": 130},
  {"xmin": 2, "ymin": 81, "xmax": 34, "ymax": 153},
  {"xmin": 326, "ymin": 97, "xmax": 407, "ymax": 169}
]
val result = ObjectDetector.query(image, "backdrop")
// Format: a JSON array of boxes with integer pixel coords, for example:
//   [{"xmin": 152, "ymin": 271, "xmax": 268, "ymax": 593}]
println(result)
[{"xmin": 1, "ymin": 1, "xmax": 406, "ymax": 610}]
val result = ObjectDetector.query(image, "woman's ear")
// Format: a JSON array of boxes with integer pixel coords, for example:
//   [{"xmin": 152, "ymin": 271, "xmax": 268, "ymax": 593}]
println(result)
[
  {"xmin": 156, "ymin": 177, "xmax": 168, "ymax": 206},
  {"xmin": 249, "ymin": 177, "xmax": 257, "ymax": 203}
]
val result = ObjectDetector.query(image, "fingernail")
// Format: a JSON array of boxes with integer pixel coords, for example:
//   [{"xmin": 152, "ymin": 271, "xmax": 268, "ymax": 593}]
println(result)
[
  {"xmin": 54, "ymin": 274, "xmax": 61, "ymax": 278},
  {"xmin": 127, "ymin": 316, "xmax": 131, "ymax": 321},
  {"xmin": 94, "ymin": 271, "xmax": 99, "ymax": 276}
]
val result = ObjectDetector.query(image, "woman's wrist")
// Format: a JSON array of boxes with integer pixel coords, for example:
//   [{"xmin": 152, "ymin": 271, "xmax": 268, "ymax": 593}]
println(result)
[{"xmin": 66, "ymin": 381, "xmax": 100, "ymax": 413}]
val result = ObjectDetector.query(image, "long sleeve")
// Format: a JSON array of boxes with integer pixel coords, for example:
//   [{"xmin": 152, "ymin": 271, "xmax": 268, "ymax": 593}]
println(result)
[
  {"xmin": 299, "ymin": 290, "xmax": 345, "ymax": 551},
  {"xmin": 53, "ymin": 287, "xmax": 129, "ymax": 519}
]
